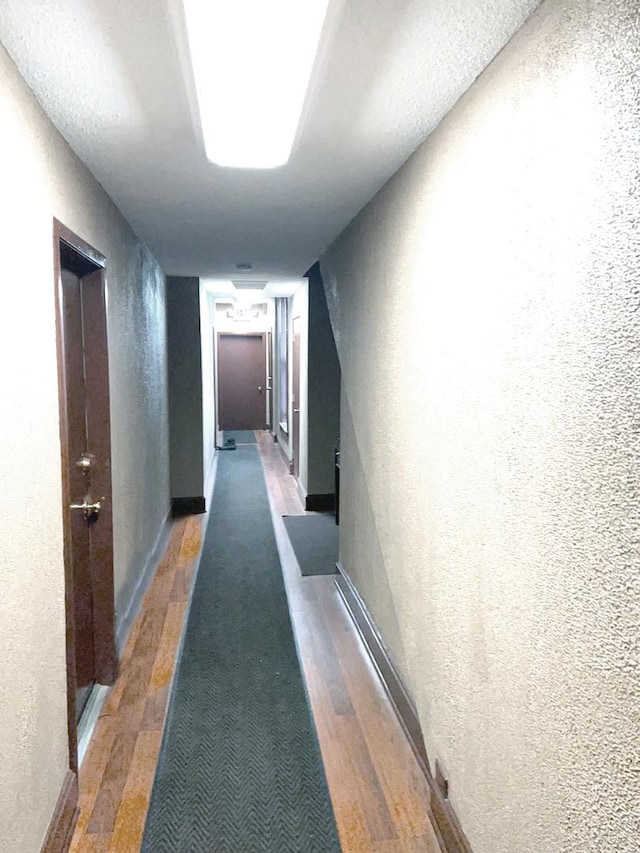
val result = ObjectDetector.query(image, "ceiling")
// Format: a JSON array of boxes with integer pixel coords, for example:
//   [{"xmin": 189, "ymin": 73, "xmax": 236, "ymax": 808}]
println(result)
[{"xmin": 0, "ymin": 0, "xmax": 538, "ymax": 280}]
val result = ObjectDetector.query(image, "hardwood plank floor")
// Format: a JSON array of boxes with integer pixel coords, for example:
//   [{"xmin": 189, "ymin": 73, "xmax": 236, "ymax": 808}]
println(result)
[{"xmin": 69, "ymin": 434, "xmax": 440, "ymax": 852}]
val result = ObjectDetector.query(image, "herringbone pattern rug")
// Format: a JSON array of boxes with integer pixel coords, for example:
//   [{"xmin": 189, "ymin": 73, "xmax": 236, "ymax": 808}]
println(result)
[{"xmin": 141, "ymin": 446, "xmax": 341, "ymax": 852}]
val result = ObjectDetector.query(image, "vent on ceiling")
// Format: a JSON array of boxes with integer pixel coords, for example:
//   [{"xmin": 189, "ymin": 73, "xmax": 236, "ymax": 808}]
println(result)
[
  {"xmin": 232, "ymin": 280, "xmax": 268, "ymax": 290},
  {"xmin": 235, "ymin": 262, "xmax": 252, "ymax": 271}
]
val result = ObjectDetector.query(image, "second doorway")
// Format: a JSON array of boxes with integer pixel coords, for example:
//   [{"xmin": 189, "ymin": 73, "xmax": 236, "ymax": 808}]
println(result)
[{"xmin": 217, "ymin": 332, "xmax": 267, "ymax": 430}]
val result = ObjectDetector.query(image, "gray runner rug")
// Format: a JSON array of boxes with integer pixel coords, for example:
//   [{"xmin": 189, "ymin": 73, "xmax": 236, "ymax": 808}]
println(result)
[
  {"xmin": 223, "ymin": 429, "xmax": 257, "ymax": 444},
  {"xmin": 141, "ymin": 446, "xmax": 341, "ymax": 852}
]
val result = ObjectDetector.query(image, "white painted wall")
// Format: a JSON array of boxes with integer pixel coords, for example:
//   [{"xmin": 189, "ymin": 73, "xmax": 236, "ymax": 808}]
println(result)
[
  {"xmin": 273, "ymin": 297, "xmax": 291, "ymax": 458},
  {"xmin": 201, "ymin": 288, "xmax": 216, "ymax": 495},
  {"xmin": 321, "ymin": 1, "xmax": 640, "ymax": 850},
  {"xmin": 0, "ymin": 42, "xmax": 169, "ymax": 850},
  {"xmin": 214, "ymin": 300, "xmax": 272, "ymax": 334}
]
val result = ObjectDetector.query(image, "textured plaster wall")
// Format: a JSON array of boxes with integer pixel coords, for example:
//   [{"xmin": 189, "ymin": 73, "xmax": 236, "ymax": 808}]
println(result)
[
  {"xmin": 307, "ymin": 264, "xmax": 341, "ymax": 496},
  {"xmin": 167, "ymin": 277, "xmax": 204, "ymax": 499},
  {"xmin": 0, "ymin": 42, "xmax": 169, "ymax": 850},
  {"xmin": 321, "ymin": 1, "xmax": 640, "ymax": 851}
]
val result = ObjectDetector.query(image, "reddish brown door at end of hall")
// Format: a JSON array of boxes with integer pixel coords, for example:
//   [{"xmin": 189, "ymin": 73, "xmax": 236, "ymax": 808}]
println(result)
[{"xmin": 217, "ymin": 333, "xmax": 267, "ymax": 430}]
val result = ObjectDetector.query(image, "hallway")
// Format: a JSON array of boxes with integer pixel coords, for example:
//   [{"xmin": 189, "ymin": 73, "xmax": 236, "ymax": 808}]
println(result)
[
  {"xmin": 69, "ymin": 432, "xmax": 440, "ymax": 852},
  {"xmin": 1, "ymin": 2, "xmax": 639, "ymax": 851}
]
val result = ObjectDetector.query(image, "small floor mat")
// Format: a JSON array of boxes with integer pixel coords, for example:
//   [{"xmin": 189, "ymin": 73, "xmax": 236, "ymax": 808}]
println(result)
[
  {"xmin": 283, "ymin": 514, "xmax": 339, "ymax": 576},
  {"xmin": 223, "ymin": 429, "xmax": 257, "ymax": 444}
]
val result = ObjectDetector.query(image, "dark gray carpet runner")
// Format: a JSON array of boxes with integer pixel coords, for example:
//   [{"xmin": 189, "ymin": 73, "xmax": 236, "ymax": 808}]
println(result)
[
  {"xmin": 283, "ymin": 514, "xmax": 339, "ymax": 576},
  {"xmin": 141, "ymin": 446, "xmax": 341, "ymax": 852}
]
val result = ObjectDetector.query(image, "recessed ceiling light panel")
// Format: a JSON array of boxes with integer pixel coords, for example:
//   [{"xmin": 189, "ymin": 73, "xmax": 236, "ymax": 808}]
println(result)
[
  {"xmin": 232, "ymin": 280, "xmax": 268, "ymax": 289},
  {"xmin": 183, "ymin": 0, "xmax": 331, "ymax": 169}
]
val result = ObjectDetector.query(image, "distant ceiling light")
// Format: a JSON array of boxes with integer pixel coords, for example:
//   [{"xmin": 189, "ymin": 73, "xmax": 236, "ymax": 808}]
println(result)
[
  {"xmin": 183, "ymin": 0, "xmax": 331, "ymax": 169},
  {"xmin": 232, "ymin": 280, "xmax": 268, "ymax": 290}
]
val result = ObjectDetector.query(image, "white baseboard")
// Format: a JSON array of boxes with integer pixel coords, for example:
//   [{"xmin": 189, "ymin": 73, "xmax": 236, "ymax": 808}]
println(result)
[
  {"xmin": 204, "ymin": 448, "xmax": 217, "ymax": 500},
  {"xmin": 296, "ymin": 477, "xmax": 307, "ymax": 507}
]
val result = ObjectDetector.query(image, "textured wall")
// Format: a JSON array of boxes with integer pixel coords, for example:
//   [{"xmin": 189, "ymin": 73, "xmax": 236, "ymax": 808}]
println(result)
[
  {"xmin": 0, "ymin": 42, "xmax": 170, "ymax": 850},
  {"xmin": 321, "ymin": 1, "xmax": 640, "ymax": 851},
  {"xmin": 307, "ymin": 264, "xmax": 341, "ymax": 496},
  {"xmin": 167, "ymin": 277, "xmax": 204, "ymax": 500}
]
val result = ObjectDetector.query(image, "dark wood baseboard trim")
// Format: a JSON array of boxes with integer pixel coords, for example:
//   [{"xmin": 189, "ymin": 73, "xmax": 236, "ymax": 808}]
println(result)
[
  {"xmin": 334, "ymin": 565, "xmax": 429, "ymax": 771},
  {"xmin": 171, "ymin": 496, "xmax": 206, "ymax": 517},
  {"xmin": 335, "ymin": 563, "xmax": 473, "ymax": 853},
  {"xmin": 430, "ymin": 762, "xmax": 474, "ymax": 853},
  {"xmin": 305, "ymin": 493, "xmax": 335, "ymax": 512},
  {"xmin": 40, "ymin": 770, "xmax": 79, "ymax": 853}
]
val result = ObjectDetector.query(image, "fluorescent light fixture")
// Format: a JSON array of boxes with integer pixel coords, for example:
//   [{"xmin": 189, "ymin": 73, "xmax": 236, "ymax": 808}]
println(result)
[{"xmin": 183, "ymin": 0, "xmax": 331, "ymax": 169}]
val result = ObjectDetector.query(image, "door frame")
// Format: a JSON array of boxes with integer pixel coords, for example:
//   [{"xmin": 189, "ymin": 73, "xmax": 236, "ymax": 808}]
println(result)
[
  {"xmin": 267, "ymin": 329, "xmax": 273, "ymax": 430},
  {"xmin": 216, "ymin": 330, "xmax": 268, "ymax": 430},
  {"xmin": 53, "ymin": 219, "xmax": 117, "ymax": 776},
  {"xmin": 291, "ymin": 315, "xmax": 301, "ymax": 477}
]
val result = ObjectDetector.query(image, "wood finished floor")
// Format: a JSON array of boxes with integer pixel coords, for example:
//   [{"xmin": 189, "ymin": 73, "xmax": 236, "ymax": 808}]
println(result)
[{"xmin": 69, "ymin": 432, "xmax": 440, "ymax": 852}]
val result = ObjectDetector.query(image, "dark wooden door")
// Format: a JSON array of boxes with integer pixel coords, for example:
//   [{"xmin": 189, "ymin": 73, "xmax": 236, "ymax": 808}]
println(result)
[
  {"xmin": 292, "ymin": 316, "xmax": 301, "ymax": 477},
  {"xmin": 62, "ymin": 269, "xmax": 95, "ymax": 714},
  {"xmin": 217, "ymin": 333, "xmax": 267, "ymax": 429},
  {"xmin": 56, "ymin": 225, "xmax": 117, "ymax": 749}
]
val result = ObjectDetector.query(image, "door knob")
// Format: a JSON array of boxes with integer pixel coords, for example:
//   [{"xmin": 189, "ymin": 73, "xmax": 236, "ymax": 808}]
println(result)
[
  {"xmin": 258, "ymin": 385, "xmax": 263, "ymax": 392},
  {"xmin": 293, "ymin": 408, "xmax": 300, "ymax": 413},
  {"xmin": 70, "ymin": 495, "xmax": 101, "ymax": 523}
]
